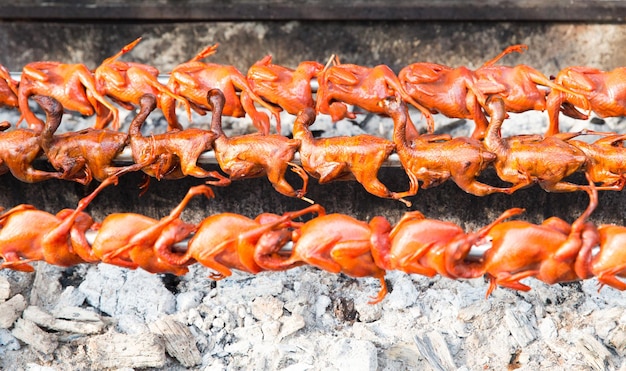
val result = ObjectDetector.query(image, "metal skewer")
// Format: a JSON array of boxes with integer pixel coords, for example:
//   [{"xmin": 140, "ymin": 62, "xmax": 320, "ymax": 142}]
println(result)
[
  {"xmin": 81, "ymin": 229, "xmax": 575, "ymax": 263},
  {"xmin": 109, "ymin": 147, "xmax": 403, "ymax": 167},
  {"xmin": 80, "ymin": 230, "xmax": 491, "ymax": 261},
  {"xmin": 9, "ymin": 73, "xmax": 319, "ymax": 91}
]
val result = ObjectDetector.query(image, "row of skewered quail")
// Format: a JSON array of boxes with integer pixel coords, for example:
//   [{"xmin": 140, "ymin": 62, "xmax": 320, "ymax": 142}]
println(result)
[
  {"xmin": 2, "ymin": 39, "xmax": 624, "ymax": 140},
  {"xmin": 1, "ymin": 88, "xmax": 625, "ymax": 207},
  {"xmin": 1, "ymin": 167, "xmax": 623, "ymax": 304},
  {"xmin": 2, "ymin": 39, "xmax": 626, "ymax": 206}
]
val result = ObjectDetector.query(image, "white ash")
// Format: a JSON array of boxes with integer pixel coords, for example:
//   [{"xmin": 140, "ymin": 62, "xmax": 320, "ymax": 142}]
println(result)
[
  {"xmin": 2, "ymin": 257, "xmax": 626, "ymax": 369},
  {"xmin": 0, "ymin": 328, "xmax": 20, "ymax": 352}
]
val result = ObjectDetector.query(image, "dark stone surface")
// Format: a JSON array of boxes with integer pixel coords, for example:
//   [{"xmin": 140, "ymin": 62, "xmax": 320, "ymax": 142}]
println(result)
[{"xmin": 1, "ymin": 1, "xmax": 625, "ymax": 21}]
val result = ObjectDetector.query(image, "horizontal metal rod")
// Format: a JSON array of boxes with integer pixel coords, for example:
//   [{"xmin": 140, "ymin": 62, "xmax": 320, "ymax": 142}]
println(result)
[
  {"xmin": 80, "ymin": 228, "xmax": 603, "ymax": 264},
  {"xmin": 110, "ymin": 147, "xmax": 403, "ymax": 167},
  {"xmin": 9, "ymin": 73, "xmax": 320, "ymax": 91},
  {"xmin": 81, "ymin": 230, "xmax": 490, "ymax": 262}
]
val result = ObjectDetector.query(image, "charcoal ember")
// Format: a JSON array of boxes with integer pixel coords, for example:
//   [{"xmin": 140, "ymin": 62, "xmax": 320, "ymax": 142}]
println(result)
[
  {"xmin": 575, "ymin": 333, "xmax": 614, "ymax": 370},
  {"xmin": 250, "ymin": 296, "xmax": 284, "ymax": 322},
  {"xmin": 52, "ymin": 306, "xmax": 101, "ymax": 322},
  {"xmin": 77, "ymin": 265, "xmax": 176, "ymax": 329},
  {"xmin": 0, "ymin": 328, "xmax": 20, "ymax": 352},
  {"xmin": 11, "ymin": 318, "xmax": 58, "ymax": 355},
  {"xmin": 53, "ymin": 286, "xmax": 87, "ymax": 309},
  {"xmin": 0, "ymin": 276, "xmax": 10, "ymax": 301},
  {"xmin": 328, "ymin": 338, "xmax": 378, "ymax": 371},
  {"xmin": 0, "ymin": 294, "xmax": 27, "ymax": 329},
  {"xmin": 86, "ymin": 331, "xmax": 166, "ymax": 369},
  {"xmin": 413, "ymin": 331, "xmax": 456, "ymax": 371},
  {"xmin": 148, "ymin": 316, "xmax": 202, "ymax": 367},
  {"xmin": 22, "ymin": 306, "xmax": 105, "ymax": 334},
  {"xmin": 504, "ymin": 307, "xmax": 537, "ymax": 347},
  {"xmin": 277, "ymin": 313, "xmax": 305, "ymax": 340}
]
